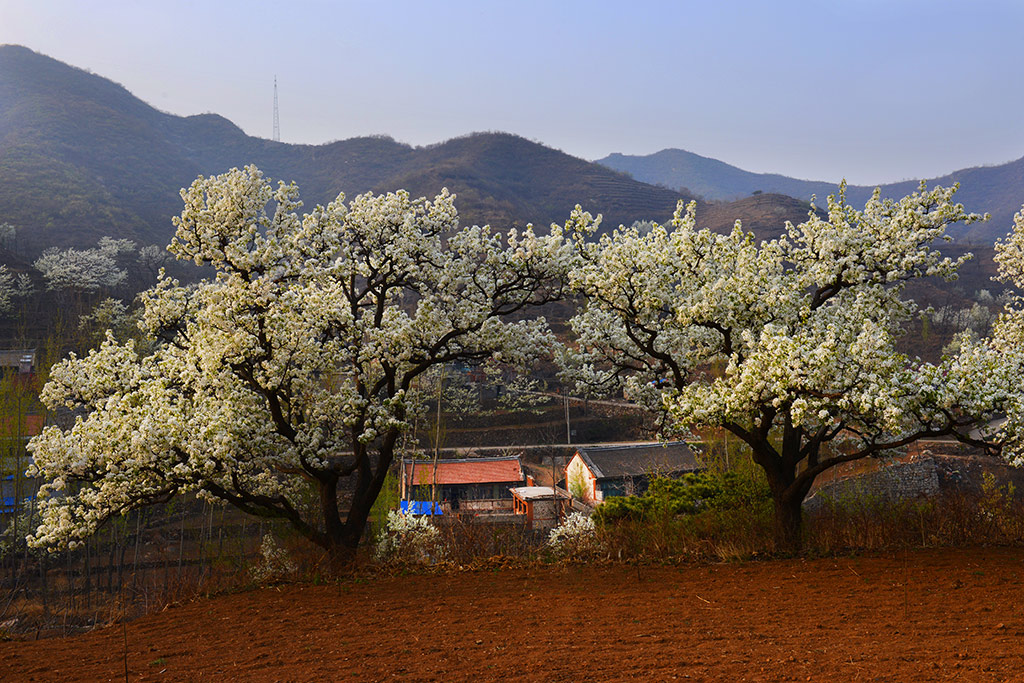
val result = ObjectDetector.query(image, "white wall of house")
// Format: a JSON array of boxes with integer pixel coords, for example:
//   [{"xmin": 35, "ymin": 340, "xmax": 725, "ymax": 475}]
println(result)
[{"xmin": 565, "ymin": 454, "xmax": 599, "ymax": 503}]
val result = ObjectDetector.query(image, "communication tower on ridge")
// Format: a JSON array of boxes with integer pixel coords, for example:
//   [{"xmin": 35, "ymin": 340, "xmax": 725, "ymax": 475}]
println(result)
[{"xmin": 272, "ymin": 76, "xmax": 280, "ymax": 142}]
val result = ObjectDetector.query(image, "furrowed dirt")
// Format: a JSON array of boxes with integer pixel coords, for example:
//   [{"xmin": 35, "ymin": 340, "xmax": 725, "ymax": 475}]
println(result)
[{"xmin": 4, "ymin": 546, "xmax": 1024, "ymax": 682}]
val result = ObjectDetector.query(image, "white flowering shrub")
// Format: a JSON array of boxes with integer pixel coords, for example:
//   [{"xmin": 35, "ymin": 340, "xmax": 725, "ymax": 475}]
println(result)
[
  {"xmin": 250, "ymin": 534, "xmax": 298, "ymax": 583},
  {"xmin": 561, "ymin": 182, "xmax": 1016, "ymax": 550},
  {"xmin": 27, "ymin": 166, "xmax": 575, "ymax": 560},
  {"xmin": 546, "ymin": 512, "xmax": 597, "ymax": 559},
  {"xmin": 374, "ymin": 510, "xmax": 444, "ymax": 565},
  {"xmin": 136, "ymin": 244, "xmax": 171, "ymax": 275},
  {"xmin": 0, "ymin": 508, "xmax": 37, "ymax": 555},
  {"xmin": 0, "ymin": 222, "xmax": 16, "ymax": 250},
  {"xmin": 78, "ymin": 297, "xmax": 138, "ymax": 346}
]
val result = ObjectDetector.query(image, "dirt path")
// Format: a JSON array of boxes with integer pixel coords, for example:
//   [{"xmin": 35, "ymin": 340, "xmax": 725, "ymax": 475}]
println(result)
[{"xmin": 4, "ymin": 546, "xmax": 1024, "ymax": 681}]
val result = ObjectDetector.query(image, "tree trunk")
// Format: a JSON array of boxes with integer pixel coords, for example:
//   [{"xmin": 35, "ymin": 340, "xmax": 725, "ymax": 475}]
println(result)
[
  {"xmin": 751, "ymin": 437, "xmax": 811, "ymax": 554},
  {"xmin": 329, "ymin": 438, "xmax": 401, "ymax": 564},
  {"xmin": 773, "ymin": 494, "xmax": 804, "ymax": 554},
  {"xmin": 326, "ymin": 541, "xmax": 359, "ymax": 570}
]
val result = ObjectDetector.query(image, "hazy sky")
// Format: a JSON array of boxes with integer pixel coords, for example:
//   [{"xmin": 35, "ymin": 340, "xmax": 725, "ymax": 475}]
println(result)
[{"xmin": 2, "ymin": 0, "xmax": 1023, "ymax": 184}]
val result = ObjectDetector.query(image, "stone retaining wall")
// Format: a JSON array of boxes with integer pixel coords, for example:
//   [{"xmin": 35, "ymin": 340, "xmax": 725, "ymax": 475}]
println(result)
[{"xmin": 804, "ymin": 456, "xmax": 940, "ymax": 515}]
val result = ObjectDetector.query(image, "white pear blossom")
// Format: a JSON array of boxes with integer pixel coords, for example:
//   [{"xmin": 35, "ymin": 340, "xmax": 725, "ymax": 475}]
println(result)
[
  {"xmin": 12, "ymin": 273, "xmax": 34, "ymax": 299},
  {"xmin": 563, "ymin": 182, "xmax": 989, "ymax": 549},
  {"xmin": 78, "ymin": 298, "xmax": 138, "ymax": 346},
  {"xmin": 546, "ymin": 512, "xmax": 597, "ymax": 559},
  {"xmin": 28, "ymin": 166, "xmax": 575, "ymax": 559},
  {"xmin": 136, "ymin": 244, "xmax": 171, "ymax": 272},
  {"xmin": 33, "ymin": 237, "xmax": 136, "ymax": 292},
  {"xmin": 373, "ymin": 510, "xmax": 443, "ymax": 564}
]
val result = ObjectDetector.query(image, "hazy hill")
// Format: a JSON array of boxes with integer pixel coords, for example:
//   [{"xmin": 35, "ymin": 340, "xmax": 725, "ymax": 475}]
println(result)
[
  {"xmin": 0, "ymin": 45, "xmax": 823, "ymax": 254},
  {"xmin": 598, "ymin": 149, "xmax": 1024, "ymax": 243},
  {"xmin": 598, "ymin": 149, "xmax": 844, "ymax": 204}
]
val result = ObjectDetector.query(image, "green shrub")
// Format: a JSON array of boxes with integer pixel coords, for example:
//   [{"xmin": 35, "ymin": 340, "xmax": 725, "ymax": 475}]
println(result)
[{"xmin": 593, "ymin": 470, "xmax": 769, "ymax": 524}]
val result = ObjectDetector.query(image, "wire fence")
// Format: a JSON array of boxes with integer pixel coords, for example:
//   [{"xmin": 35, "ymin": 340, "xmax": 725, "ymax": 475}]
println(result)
[{"xmin": 1, "ymin": 496, "xmax": 269, "ymax": 637}]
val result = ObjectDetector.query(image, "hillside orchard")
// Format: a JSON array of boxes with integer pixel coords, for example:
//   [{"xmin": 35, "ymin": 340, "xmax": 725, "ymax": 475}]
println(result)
[{"xmin": 22, "ymin": 170, "xmax": 1024, "ymax": 559}]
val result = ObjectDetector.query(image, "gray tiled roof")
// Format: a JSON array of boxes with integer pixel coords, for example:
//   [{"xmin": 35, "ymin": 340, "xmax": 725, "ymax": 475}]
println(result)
[{"xmin": 576, "ymin": 442, "xmax": 700, "ymax": 479}]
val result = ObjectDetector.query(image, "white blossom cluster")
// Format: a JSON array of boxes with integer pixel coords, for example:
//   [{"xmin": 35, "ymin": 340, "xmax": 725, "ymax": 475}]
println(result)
[
  {"xmin": 373, "ymin": 509, "xmax": 443, "ymax": 564},
  {"xmin": 0, "ymin": 265, "xmax": 14, "ymax": 314},
  {"xmin": 948, "ymin": 205, "xmax": 1024, "ymax": 463},
  {"xmin": 546, "ymin": 512, "xmax": 597, "ymax": 558},
  {"xmin": 28, "ymin": 166, "xmax": 576, "ymax": 552},
  {"xmin": 0, "ymin": 261, "xmax": 40, "ymax": 317},
  {"xmin": 250, "ymin": 533, "xmax": 298, "ymax": 583},
  {"xmin": 927, "ymin": 303, "xmax": 996, "ymax": 335}
]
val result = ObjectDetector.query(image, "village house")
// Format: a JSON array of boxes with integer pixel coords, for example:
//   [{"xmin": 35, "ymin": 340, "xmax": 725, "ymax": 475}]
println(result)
[
  {"xmin": 399, "ymin": 455, "xmax": 527, "ymax": 514},
  {"xmin": 564, "ymin": 442, "xmax": 702, "ymax": 504},
  {"xmin": 0, "ymin": 348, "xmax": 35, "ymax": 375}
]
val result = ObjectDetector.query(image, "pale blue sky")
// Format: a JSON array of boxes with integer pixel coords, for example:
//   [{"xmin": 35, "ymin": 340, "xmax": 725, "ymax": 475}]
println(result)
[{"xmin": 2, "ymin": 0, "xmax": 1023, "ymax": 184}]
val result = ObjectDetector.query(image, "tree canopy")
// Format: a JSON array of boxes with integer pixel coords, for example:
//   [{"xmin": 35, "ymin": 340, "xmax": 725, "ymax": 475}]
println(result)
[
  {"xmin": 28, "ymin": 166, "xmax": 573, "ymax": 559},
  {"xmin": 562, "ymin": 183, "xmax": 1009, "ymax": 548}
]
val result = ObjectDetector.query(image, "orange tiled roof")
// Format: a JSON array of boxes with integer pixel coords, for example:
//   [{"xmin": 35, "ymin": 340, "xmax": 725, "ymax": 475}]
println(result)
[
  {"xmin": 0, "ymin": 414, "xmax": 43, "ymax": 437},
  {"xmin": 405, "ymin": 457, "xmax": 523, "ymax": 487}
]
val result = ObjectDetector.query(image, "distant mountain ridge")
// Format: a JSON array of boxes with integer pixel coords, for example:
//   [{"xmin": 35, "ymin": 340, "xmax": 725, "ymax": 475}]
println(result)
[
  {"xmin": 0, "ymin": 45, "xmax": 822, "ymax": 254},
  {"xmin": 597, "ymin": 149, "xmax": 1024, "ymax": 243},
  {"xmin": 6, "ymin": 44, "xmax": 1013, "ymax": 252},
  {"xmin": 598, "ymin": 149, "xmax": 847, "ymax": 204}
]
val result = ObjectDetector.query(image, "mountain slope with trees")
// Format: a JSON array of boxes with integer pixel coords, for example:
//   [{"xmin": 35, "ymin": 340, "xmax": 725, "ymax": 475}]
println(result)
[{"xmin": 0, "ymin": 45, "xmax": 819, "ymax": 254}]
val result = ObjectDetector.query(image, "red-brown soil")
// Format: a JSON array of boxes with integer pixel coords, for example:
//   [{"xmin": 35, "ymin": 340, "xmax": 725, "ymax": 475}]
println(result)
[{"xmin": 4, "ymin": 547, "xmax": 1024, "ymax": 682}]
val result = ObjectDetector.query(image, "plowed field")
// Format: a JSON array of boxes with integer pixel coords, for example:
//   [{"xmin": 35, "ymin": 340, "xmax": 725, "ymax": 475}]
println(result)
[{"xmin": 4, "ymin": 547, "xmax": 1024, "ymax": 681}]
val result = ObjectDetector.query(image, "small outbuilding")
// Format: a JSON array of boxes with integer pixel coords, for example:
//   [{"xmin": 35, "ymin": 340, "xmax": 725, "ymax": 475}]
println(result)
[
  {"xmin": 0, "ymin": 349, "xmax": 35, "ymax": 375},
  {"xmin": 510, "ymin": 486, "xmax": 569, "ymax": 531},
  {"xmin": 564, "ymin": 442, "xmax": 701, "ymax": 504}
]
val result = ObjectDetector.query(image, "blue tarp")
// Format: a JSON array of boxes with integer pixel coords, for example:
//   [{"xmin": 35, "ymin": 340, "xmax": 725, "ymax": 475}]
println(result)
[
  {"xmin": 1, "ymin": 495, "xmax": 33, "ymax": 514},
  {"xmin": 400, "ymin": 500, "xmax": 444, "ymax": 515}
]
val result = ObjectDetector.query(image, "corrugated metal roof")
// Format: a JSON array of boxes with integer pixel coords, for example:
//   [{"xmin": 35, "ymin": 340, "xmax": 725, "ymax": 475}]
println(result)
[
  {"xmin": 403, "ymin": 456, "xmax": 524, "ymax": 487},
  {"xmin": 576, "ymin": 442, "xmax": 700, "ymax": 479},
  {"xmin": 510, "ymin": 486, "xmax": 562, "ymax": 501}
]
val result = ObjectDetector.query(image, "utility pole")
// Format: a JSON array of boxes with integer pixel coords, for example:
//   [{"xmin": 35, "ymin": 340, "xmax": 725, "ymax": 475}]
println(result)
[{"xmin": 564, "ymin": 389, "xmax": 571, "ymax": 445}]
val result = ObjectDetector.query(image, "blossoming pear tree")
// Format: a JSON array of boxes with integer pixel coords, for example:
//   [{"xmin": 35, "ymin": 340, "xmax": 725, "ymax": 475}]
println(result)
[
  {"xmin": 936, "ymin": 206, "xmax": 1024, "ymax": 461},
  {"xmin": 28, "ymin": 166, "xmax": 573, "ymax": 561},
  {"xmin": 564, "ymin": 182, "xmax": 998, "ymax": 550},
  {"xmin": 33, "ymin": 236, "xmax": 136, "ymax": 292}
]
